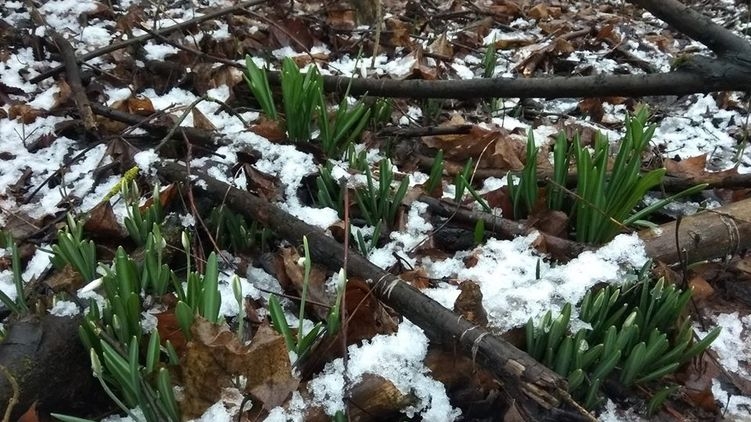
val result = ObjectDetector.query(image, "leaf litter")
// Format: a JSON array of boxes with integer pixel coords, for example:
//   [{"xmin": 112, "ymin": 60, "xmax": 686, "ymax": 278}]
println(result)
[{"xmin": 1, "ymin": 0, "xmax": 751, "ymax": 420}]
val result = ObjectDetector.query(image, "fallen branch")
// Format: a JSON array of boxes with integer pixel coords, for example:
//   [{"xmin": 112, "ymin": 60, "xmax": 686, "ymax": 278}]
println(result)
[
  {"xmin": 418, "ymin": 195, "xmax": 589, "ymax": 261},
  {"xmin": 50, "ymin": 32, "xmax": 97, "ymax": 132},
  {"xmin": 89, "ymin": 103, "xmax": 219, "ymax": 148},
  {"xmin": 640, "ymin": 198, "xmax": 751, "ymax": 264},
  {"xmin": 157, "ymin": 161, "xmax": 585, "ymax": 421},
  {"xmin": 263, "ymin": 55, "xmax": 751, "ymax": 100},
  {"xmin": 631, "ymin": 0, "xmax": 751, "ymax": 58}
]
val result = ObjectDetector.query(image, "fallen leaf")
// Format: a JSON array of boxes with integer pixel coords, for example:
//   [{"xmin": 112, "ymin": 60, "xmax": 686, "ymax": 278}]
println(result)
[
  {"xmin": 191, "ymin": 107, "xmax": 216, "ymax": 131},
  {"xmin": 182, "ymin": 318, "xmax": 299, "ymax": 417},
  {"xmin": 127, "ymin": 94, "xmax": 154, "ymax": 116},
  {"xmin": 385, "ymin": 18, "xmax": 412, "ymax": 49},
  {"xmin": 249, "ymin": 117, "xmax": 286, "ymax": 142},
  {"xmin": 453, "ymin": 280, "xmax": 488, "ymax": 326},
  {"xmin": 427, "ymin": 33, "xmax": 453, "ymax": 58},
  {"xmin": 280, "ymin": 246, "xmax": 330, "ymax": 320},
  {"xmin": 400, "ymin": 267, "xmax": 431, "ymax": 289},
  {"xmin": 8, "ymin": 104, "xmax": 44, "ymax": 124},
  {"xmin": 527, "ymin": 209, "xmax": 569, "ymax": 237},
  {"xmin": 327, "ymin": 7, "xmax": 356, "ymax": 31},
  {"xmin": 243, "ymin": 164, "xmax": 281, "ymax": 202},
  {"xmin": 689, "ymin": 275, "xmax": 714, "ymax": 301},
  {"xmin": 85, "ymin": 202, "xmax": 127, "ymax": 239}
]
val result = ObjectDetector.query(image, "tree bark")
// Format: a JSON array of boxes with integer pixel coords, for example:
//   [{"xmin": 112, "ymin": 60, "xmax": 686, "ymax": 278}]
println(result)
[{"xmin": 639, "ymin": 198, "xmax": 751, "ymax": 264}]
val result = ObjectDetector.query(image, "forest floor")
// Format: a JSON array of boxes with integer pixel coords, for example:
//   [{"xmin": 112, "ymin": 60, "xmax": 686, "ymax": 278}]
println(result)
[{"xmin": 1, "ymin": 0, "xmax": 751, "ymax": 421}]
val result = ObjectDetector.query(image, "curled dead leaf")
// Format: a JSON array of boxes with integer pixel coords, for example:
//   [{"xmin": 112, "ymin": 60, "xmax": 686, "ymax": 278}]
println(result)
[{"xmin": 453, "ymin": 280, "xmax": 488, "ymax": 326}]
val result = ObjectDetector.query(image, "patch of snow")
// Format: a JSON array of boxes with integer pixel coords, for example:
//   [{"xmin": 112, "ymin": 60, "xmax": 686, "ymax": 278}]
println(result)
[
  {"xmin": 598, "ymin": 399, "xmax": 644, "ymax": 421},
  {"xmin": 696, "ymin": 312, "xmax": 751, "ymax": 380},
  {"xmin": 23, "ymin": 246, "xmax": 53, "ymax": 281},
  {"xmin": 143, "ymin": 42, "xmax": 179, "ymax": 61},
  {"xmin": 306, "ymin": 320, "xmax": 461, "ymax": 421},
  {"xmin": 369, "ymin": 201, "xmax": 433, "ymax": 269},
  {"xmin": 424, "ymin": 233, "xmax": 648, "ymax": 332},
  {"xmin": 712, "ymin": 379, "xmax": 751, "ymax": 421}
]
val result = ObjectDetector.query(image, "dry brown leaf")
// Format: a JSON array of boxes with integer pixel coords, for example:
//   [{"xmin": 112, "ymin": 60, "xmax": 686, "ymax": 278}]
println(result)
[
  {"xmin": 482, "ymin": 186, "xmax": 514, "ymax": 217},
  {"xmin": 192, "ymin": 108, "xmax": 216, "ymax": 131},
  {"xmin": 688, "ymin": 275, "xmax": 715, "ymax": 301},
  {"xmin": 268, "ymin": 17, "xmax": 316, "ymax": 51},
  {"xmin": 665, "ymin": 154, "xmax": 713, "ymax": 179},
  {"xmin": 192, "ymin": 63, "xmax": 244, "ymax": 96},
  {"xmin": 84, "ymin": 201, "xmax": 127, "ymax": 239},
  {"xmin": 127, "ymin": 95, "xmax": 154, "ymax": 116},
  {"xmin": 422, "ymin": 116, "xmax": 515, "ymax": 168},
  {"xmin": 488, "ymin": 1, "xmax": 522, "ymax": 20},
  {"xmin": 400, "ymin": 267, "xmax": 431, "ymax": 289},
  {"xmin": 494, "ymin": 35, "xmax": 536, "ymax": 50},
  {"xmin": 579, "ymin": 98, "xmax": 605, "ymax": 123},
  {"xmin": 244, "ymin": 324, "xmax": 300, "ymax": 409},
  {"xmin": 344, "ymin": 277, "xmax": 398, "ymax": 342},
  {"xmin": 645, "ymin": 33, "xmax": 674, "ymax": 52},
  {"xmin": 453, "ymin": 280, "xmax": 488, "ymax": 326},
  {"xmin": 249, "ymin": 117, "xmax": 286, "ymax": 142},
  {"xmin": 596, "ymin": 24, "xmax": 621, "ymax": 45},
  {"xmin": 410, "ymin": 46, "xmax": 439, "ymax": 80},
  {"xmin": 51, "ymin": 80, "xmax": 72, "ymax": 111},
  {"xmin": 528, "ymin": 4, "xmax": 552, "ymax": 20},
  {"xmin": 243, "ymin": 164, "xmax": 281, "ymax": 202},
  {"xmin": 385, "ymin": 18, "xmax": 412, "ymax": 48},
  {"xmin": 155, "ymin": 310, "xmax": 188, "ymax": 355},
  {"xmin": 489, "ymin": 136, "xmax": 528, "ymax": 170},
  {"xmin": 8, "ymin": 104, "xmax": 44, "ymax": 124},
  {"xmin": 527, "ymin": 209, "xmax": 569, "ymax": 238},
  {"xmin": 427, "ymin": 33, "xmax": 454, "ymax": 59},
  {"xmin": 327, "ymin": 7, "xmax": 356, "ymax": 30},
  {"xmin": 182, "ymin": 318, "xmax": 298, "ymax": 417},
  {"xmin": 44, "ymin": 264, "xmax": 85, "ymax": 293},
  {"xmin": 280, "ymin": 246, "xmax": 330, "ymax": 320}
]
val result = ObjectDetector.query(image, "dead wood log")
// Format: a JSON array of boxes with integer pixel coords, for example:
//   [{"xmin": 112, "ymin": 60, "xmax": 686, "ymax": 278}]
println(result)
[
  {"xmin": 156, "ymin": 161, "xmax": 588, "ymax": 421},
  {"xmin": 89, "ymin": 103, "xmax": 219, "ymax": 149},
  {"xmin": 630, "ymin": 0, "xmax": 751, "ymax": 58},
  {"xmin": 639, "ymin": 198, "xmax": 751, "ymax": 264}
]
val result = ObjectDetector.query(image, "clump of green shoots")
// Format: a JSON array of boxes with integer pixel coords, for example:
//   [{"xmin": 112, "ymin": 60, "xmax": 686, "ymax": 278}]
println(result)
[
  {"xmin": 509, "ymin": 107, "xmax": 707, "ymax": 244},
  {"xmin": 244, "ymin": 56, "xmax": 389, "ymax": 159},
  {"xmin": 0, "ymin": 232, "xmax": 29, "ymax": 314},
  {"xmin": 50, "ymin": 214, "xmax": 97, "ymax": 282},
  {"xmin": 268, "ymin": 236, "xmax": 344, "ymax": 362},
  {"xmin": 525, "ymin": 263, "xmax": 721, "ymax": 412}
]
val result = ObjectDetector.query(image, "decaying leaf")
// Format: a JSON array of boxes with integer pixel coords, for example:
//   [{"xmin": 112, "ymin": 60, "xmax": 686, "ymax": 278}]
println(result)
[
  {"xmin": 249, "ymin": 117, "xmax": 286, "ymax": 142},
  {"xmin": 84, "ymin": 201, "xmax": 127, "ymax": 239},
  {"xmin": 427, "ymin": 33, "xmax": 454, "ymax": 59},
  {"xmin": 127, "ymin": 95, "xmax": 154, "ymax": 116},
  {"xmin": 280, "ymin": 246, "xmax": 331, "ymax": 320},
  {"xmin": 182, "ymin": 318, "xmax": 298, "ymax": 417},
  {"xmin": 665, "ymin": 154, "xmax": 739, "ymax": 180},
  {"xmin": 343, "ymin": 277, "xmax": 398, "ymax": 343},
  {"xmin": 191, "ymin": 107, "xmax": 216, "ymax": 131},
  {"xmin": 400, "ymin": 267, "xmax": 431, "ymax": 289},
  {"xmin": 8, "ymin": 104, "xmax": 44, "ymax": 124},
  {"xmin": 453, "ymin": 280, "xmax": 488, "ymax": 326},
  {"xmin": 243, "ymin": 164, "xmax": 282, "ymax": 202}
]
